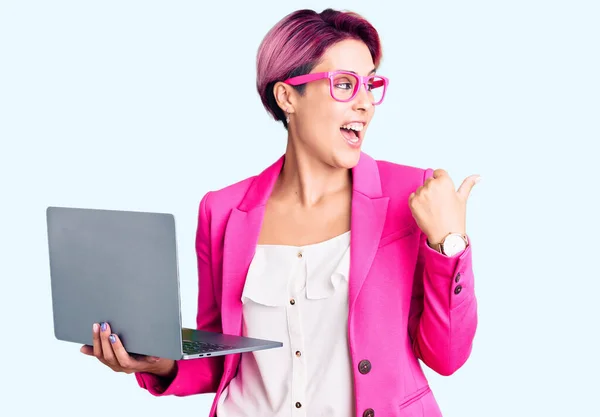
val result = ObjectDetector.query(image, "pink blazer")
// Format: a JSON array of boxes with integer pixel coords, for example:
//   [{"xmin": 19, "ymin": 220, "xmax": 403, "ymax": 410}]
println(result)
[{"xmin": 136, "ymin": 152, "xmax": 478, "ymax": 417}]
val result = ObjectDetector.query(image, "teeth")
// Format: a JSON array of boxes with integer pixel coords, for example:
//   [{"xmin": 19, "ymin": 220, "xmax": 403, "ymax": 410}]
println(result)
[{"xmin": 341, "ymin": 122, "xmax": 364, "ymax": 132}]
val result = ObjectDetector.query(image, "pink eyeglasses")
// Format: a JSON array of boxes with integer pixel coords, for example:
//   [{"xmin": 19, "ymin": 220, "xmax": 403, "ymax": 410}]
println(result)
[{"xmin": 283, "ymin": 70, "xmax": 389, "ymax": 105}]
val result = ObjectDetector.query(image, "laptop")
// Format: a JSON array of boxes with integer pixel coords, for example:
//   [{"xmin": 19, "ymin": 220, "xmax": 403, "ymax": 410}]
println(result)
[{"xmin": 46, "ymin": 205, "xmax": 282, "ymax": 361}]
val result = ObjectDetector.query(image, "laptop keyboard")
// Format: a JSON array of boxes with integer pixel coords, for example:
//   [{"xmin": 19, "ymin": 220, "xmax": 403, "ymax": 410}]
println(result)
[{"xmin": 182, "ymin": 340, "xmax": 235, "ymax": 355}]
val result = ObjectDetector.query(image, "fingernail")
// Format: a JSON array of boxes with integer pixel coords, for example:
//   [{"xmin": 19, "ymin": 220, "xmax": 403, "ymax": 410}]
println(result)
[
  {"xmin": 101, "ymin": 322, "xmax": 107, "ymax": 332},
  {"xmin": 475, "ymin": 176, "xmax": 482, "ymax": 183},
  {"xmin": 109, "ymin": 334, "xmax": 116, "ymax": 344},
  {"xmin": 93, "ymin": 323, "xmax": 99, "ymax": 333}
]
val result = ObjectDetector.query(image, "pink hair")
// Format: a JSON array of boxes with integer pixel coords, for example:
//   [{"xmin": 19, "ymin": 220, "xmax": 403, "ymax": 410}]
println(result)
[{"xmin": 256, "ymin": 8, "xmax": 383, "ymax": 128}]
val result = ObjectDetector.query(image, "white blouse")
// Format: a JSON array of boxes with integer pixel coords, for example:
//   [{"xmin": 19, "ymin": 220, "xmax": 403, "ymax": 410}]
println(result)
[{"xmin": 215, "ymin": 231, "xmax": 354, "ymax": 417}]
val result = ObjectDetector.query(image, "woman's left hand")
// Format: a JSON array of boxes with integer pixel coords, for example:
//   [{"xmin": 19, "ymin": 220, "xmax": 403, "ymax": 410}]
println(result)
[{"xmin": 408, "ymin": 169, "xmax": 480, "ymax": 245}]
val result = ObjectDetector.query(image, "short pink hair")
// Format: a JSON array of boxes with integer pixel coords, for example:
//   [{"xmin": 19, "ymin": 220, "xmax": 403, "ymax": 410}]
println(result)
[{"xmin": 256, "ymin": 8, "xmax": 383, "ymax": 129}]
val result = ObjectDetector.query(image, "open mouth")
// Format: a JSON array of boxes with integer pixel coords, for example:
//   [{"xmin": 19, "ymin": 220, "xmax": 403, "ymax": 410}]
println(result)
[{"xmin": 340, "ymin": 122, "xmax": 364, "ymax": 144}]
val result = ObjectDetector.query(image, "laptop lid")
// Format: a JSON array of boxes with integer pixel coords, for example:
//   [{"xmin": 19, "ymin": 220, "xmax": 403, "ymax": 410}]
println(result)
[{"xmin": 46, "ymin": 206, "xmax": 185, "ymax": 360}]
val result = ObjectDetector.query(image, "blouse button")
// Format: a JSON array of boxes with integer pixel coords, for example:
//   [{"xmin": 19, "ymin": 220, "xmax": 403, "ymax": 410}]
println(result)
[
  {"xmin": 295, "ymin": 402, "xmax": 302, "ymax": 408},
  {"xmin": 290, "ymin": 298, "xmax": 296, "ymax": 305},
  {"xmin": 297, "ymin": 251, "xmax": 303, "ymax": 258},
  {"xmin": 295, "ymin": 350, "xmax": 302, "ymax": 357}
]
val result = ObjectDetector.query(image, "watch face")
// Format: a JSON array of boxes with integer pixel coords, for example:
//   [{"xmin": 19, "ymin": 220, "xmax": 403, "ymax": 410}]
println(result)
[{"xmin": 443, "ymin": 235, "xmax": 466, "ymax": 256}]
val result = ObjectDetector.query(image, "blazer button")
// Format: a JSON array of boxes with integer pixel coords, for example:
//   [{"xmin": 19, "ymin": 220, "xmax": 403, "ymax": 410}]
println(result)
[
  {"xmin": 455, "ymin": 272, "xmax": 461, "ymax": 283},
  {"xmin": 358, "ymin": 359, "xmax": 371, "ymax": 374},
  {"xmin": 454, "ymin": 285, "xmax": 462, "ymax": 294},
  {"xmin": 363, "ymin": 408, "xmax": 375, "ymax": 417}
]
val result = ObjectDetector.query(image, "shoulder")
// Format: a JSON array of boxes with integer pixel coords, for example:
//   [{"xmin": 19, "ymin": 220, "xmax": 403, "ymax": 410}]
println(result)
[
  {"xmin": 205, "ymin": 176, "xmax": 255, "ymax": 209},
  {"xmin": 199, "ymin": 175, "xmax": 256, "ymax": 218},
  {"xmin": 369, "ymin": 157, "xmax": 432, "ymax": 231},
  {"xmin": 374, "ymin": 158, "xmax": 432, "ymax": 195},
  {"xmin": 198, "ymin": 155, "xmax": 285, "ymax": 217}
]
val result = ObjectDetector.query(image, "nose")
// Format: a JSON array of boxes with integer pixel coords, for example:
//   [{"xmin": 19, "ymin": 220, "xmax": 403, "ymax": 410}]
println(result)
[{"xmin": 352, "ymin": 82, "xmax": 373, "ymax": 111}]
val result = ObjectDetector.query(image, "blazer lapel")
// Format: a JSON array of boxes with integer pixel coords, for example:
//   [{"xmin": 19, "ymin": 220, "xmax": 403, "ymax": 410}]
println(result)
[
  {"xmin": 221, "ymin": 155, "xmax": 284, "ymax": 337},
  {"xmin": 349, "ymin": 153, "xmax": 389, "ymax": 312}
]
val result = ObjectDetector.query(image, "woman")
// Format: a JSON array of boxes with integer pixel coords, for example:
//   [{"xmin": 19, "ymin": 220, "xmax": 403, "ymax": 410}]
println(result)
[{"xmin": 81, "ymin": 8, "xmax": 479, "ymax": 417}]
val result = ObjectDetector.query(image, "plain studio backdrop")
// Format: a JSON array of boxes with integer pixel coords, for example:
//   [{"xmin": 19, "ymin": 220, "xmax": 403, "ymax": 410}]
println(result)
[{"xmin": 1, "ymin": 0, "xmax": 598, "ymax": 416}]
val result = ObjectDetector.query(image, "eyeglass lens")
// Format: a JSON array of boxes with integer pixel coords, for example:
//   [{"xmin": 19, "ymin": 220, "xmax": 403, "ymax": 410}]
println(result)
[{"xmin": 331, "ymin": 73, "xmax": 386, "ymax": 104}]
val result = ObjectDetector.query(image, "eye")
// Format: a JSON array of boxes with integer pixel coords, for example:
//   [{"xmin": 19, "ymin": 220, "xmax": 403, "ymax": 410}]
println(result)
[
  {"xmin": 335, "ymin": 82, "xmax": 353, "ymax": 90},
  {"xmin": 333, "ymin": 76, "xmax": 355, "ymax": 90}
]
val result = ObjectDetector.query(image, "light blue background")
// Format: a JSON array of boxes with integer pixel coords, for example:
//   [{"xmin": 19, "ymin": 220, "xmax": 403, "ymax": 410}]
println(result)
[{"xmin": 1, "ymin": 0, "xmax": 599, "ymax": 415}]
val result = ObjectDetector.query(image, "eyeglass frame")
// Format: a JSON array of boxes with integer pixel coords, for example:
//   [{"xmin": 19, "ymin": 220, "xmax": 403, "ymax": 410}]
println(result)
[{"xmin": 283, "ymin": 70, "xmax": 389, "ymax": 105}]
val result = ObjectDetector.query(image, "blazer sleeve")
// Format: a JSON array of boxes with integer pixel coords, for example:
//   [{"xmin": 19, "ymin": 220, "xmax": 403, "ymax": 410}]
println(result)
[
  {"xmin": 407, "ymin": 168, "xmax": 478, "ymax": 376},
  {"xmin": 135, "ymin": 191, "xmax": 225, "ymax": 396}
]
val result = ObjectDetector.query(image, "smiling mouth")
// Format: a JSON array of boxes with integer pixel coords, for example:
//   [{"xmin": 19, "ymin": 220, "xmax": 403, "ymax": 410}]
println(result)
[
  {"xmin": 340, "ymin": 127, "xmax": 359, "ymax": 140},
  {"xmin": 340, "ymin": 122, "xmax": 364, "ymax": 144},
  {"xmin": 340, "ymin": 126, "xmax": 360, "ymax": 142}
]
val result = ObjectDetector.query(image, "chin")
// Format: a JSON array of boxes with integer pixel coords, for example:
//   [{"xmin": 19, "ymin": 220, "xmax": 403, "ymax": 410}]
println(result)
[{"xmin": 332, "ymin": 147, "xmax": 362, "ymax": 170}]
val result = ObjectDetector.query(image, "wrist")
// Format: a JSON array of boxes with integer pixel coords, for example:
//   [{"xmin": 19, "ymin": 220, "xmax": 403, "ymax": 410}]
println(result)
[
  {"xmin": 427, "ymin": 232, "xmax": 468, "ymax": 257},
  {"xmin": 149, "ymin": 360, "xmax": 177, "ymax": 379},
  {"xmin": 427, "ymin": 228, "xmax": 466, "ymax": 245},
  {"xmin": 426, "ymin": 239, "xmax": 442, "ymax": 253}
]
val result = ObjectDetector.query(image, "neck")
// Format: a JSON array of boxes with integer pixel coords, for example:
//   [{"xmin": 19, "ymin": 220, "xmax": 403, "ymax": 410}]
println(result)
[{"xmin": 273, "ymin": 138, "xmax": 352, "ymax": 208}]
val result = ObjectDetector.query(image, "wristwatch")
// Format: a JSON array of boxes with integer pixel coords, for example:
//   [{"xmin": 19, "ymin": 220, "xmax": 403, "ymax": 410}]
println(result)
[{"xmin": 430, "ymin": 233, "xmax": 469, "ymax": 257}]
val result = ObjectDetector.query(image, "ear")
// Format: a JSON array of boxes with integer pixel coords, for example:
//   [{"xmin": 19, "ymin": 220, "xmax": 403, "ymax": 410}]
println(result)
[{"xmin": 273, "ymin": 81, "xmax": 296, "ymax": 115}]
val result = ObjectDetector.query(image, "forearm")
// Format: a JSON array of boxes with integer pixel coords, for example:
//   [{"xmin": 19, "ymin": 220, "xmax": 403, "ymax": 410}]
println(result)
[
  {"xmin": 409, "ymin": 234, "xmax": 478, "ymax": 375},
  {"xmin": 149, "ymin": 359, "xmax": 178, "ymax": 379},
  {"xmin": 136, "ymin": 356, "xmax": 223, "ymax": 396}
]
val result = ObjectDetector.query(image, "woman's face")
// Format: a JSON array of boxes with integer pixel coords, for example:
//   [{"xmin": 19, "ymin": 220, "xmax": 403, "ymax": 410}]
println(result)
[{"xmin": 284, "ymin": 39, "xmax": 379, "ymax": 169}]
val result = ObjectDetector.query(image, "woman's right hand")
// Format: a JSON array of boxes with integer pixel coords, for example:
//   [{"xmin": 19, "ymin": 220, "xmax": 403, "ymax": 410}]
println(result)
[{"xmin": 80, "ymin": 322, "xmax": 177, "ymax": 379}]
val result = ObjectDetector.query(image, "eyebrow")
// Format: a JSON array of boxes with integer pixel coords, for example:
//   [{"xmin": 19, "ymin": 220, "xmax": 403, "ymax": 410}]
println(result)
[{"xmin": 344, "ymin": 68, "xmax": 377, "ymax": 75}]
